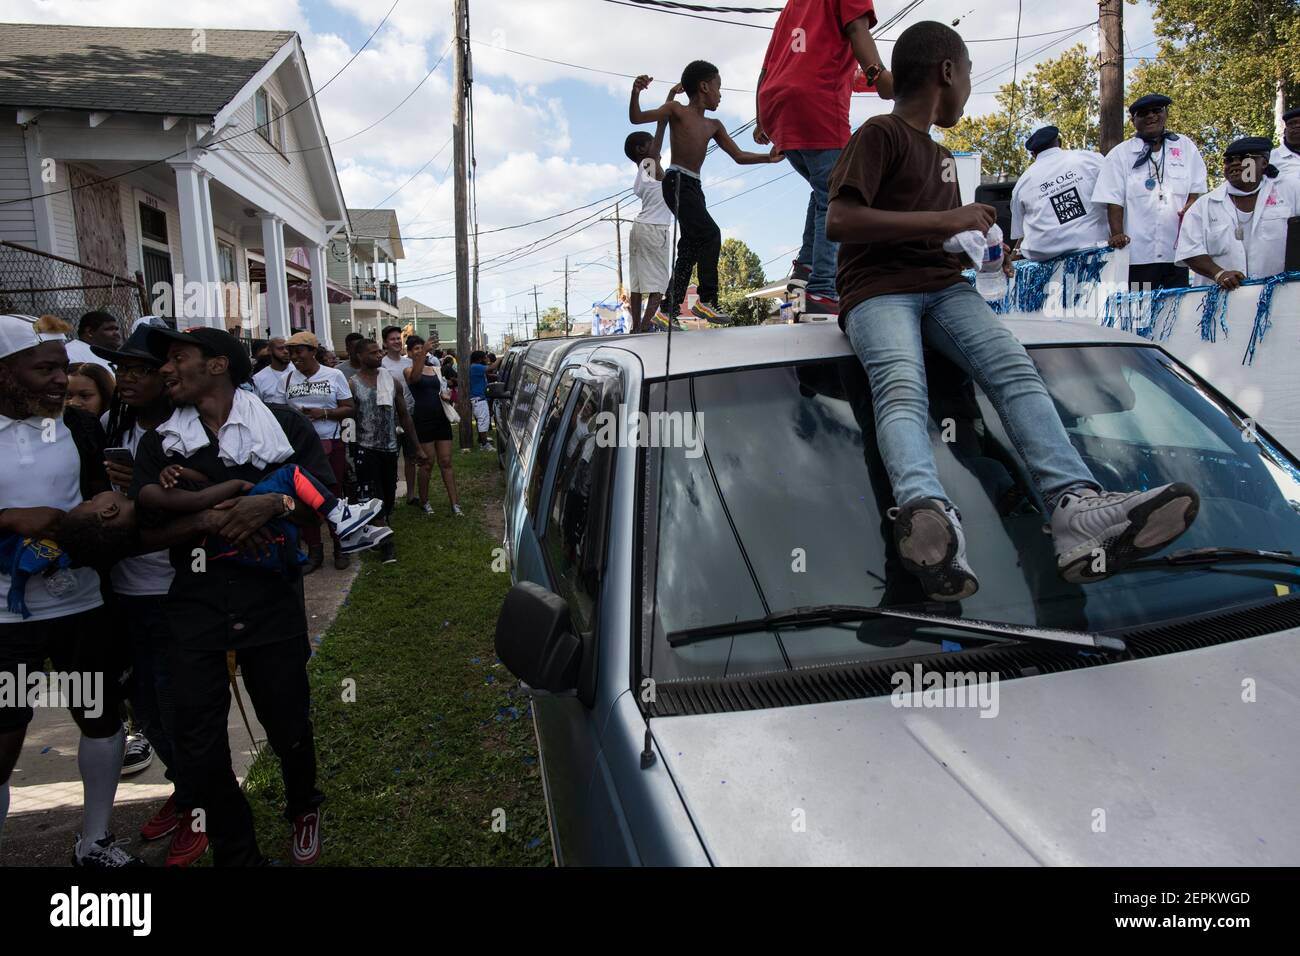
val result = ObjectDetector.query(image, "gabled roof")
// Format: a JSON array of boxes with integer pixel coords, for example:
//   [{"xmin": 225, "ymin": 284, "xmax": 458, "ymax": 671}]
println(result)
[
  {"xmin": 348, "ymin": 208, "xmax": 404, "ymax": 259},
  {"xmin": 396, "ymin": 296, "xmax": 453, "ymax": 321},
  {"xmin": 0, "ymin": 23, "xmax": 294, "ymax": 116}
]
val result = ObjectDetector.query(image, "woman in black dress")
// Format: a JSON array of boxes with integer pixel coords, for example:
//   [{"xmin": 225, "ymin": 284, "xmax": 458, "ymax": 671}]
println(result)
[{"xmin": 405, "ymin": 337, "xmax": 462, "ymax": 516}]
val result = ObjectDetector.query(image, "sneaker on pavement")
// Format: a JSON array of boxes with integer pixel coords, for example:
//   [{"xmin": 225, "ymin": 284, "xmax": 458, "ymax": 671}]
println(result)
[
  {"xmin": 1052, "ymin": 482, "xmax": 1200, "ymax": 584},
  {"xmin": 801, "ymin": 292, "xmax": 839, "ymax": 321},
  {"xmin": 73, "ymin": 833, "xmax": 146, "ymax": 868},
  {"xmin": 333, "ymin": 549, "xmax": 350, "ymax": 570},
  {"xmin": 338, "ymin": 524, "xmax": 394, "ymax": 554},
  {"xmin": 304, "ymin": 544, "xmax": 325, "ymax": 575},
  {"xmin": 292, "ymin": 809, "xmax": 322, "ymax": 866},
  {"xmin": 889, "ymin": 498, "xmax": 980, "ymax": 602},
  {"xmin": 165, "ymin": 810, "xmax": 209, "ymax": 867},
  {"xmin": 690, "ymin": 301, "xmax": 733, "ymax": 325},
  {"xmin": 121, "ymin": 733, "xmax": 153, "ymax": 776},
  {"xmin": 328, "ymin": 497, "xmax": 383, "ymax": 538},
  {"xmin": 140, "ymin": 793, "xmax": 178, "ymax": 841}
]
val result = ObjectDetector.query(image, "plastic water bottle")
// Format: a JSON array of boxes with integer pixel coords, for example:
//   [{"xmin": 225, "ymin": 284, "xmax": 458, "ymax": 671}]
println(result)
[
  {"xmin": 780, "ymin": 300, "xmax": 794, "ymax": 323},
  {"xmin": 974, "ymin": 224, "xmax": 1007, "ymax": 302}
]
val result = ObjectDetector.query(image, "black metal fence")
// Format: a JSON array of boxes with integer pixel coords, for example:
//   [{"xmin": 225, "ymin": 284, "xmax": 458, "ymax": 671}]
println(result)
[{"xmin": 0, "ymin": 239, "xmax": 152, "ymax": 334}]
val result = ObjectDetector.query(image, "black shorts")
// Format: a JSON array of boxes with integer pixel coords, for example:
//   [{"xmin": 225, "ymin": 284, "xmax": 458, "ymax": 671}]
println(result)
[
  {"xmin": 0, "ymin": 605, "xmax": 124, "ymax": 736},
  {"xmin": 415, "ymin": 416, "xmax": 453, "ymax": 444}
]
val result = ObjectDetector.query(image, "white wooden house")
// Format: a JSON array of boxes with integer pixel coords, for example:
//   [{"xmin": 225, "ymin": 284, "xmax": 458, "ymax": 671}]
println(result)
[
  {"xmin": 327, "ymin": 207, "xmax": 404, "ymax": 346},
  {"xmin": 0, "ymin": 23, "xmax": 350, "ymax": 346}
]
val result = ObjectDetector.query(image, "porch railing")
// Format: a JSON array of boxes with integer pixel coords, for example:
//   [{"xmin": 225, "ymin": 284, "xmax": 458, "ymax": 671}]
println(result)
[
  {"xmin": 0, "ymin": 240, "xmax": 153, "ymax": 335},
  {"xmin": 353, "ymin": 278, "xmax": 398, "ymax": 308}
]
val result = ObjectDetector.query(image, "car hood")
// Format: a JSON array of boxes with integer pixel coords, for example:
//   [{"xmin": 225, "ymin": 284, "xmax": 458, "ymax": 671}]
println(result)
[{"xmin": 651, "ymin": 628, "xmax": 1300, "ymax": 865}]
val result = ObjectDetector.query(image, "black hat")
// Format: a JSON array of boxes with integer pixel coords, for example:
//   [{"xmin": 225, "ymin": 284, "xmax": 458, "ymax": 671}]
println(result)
[
  {"xmin": 1283, "ymin": 107, "xmax": 1300, "ymax": 122},
  {"xmin": 1026, "ymin": 125, "xmax": 1060, "ymax": 153},
  {"xmin": 1129, "ymin": 93, "xmax": 1172, "ymax": 114},
  {"xmin": 90, "ymin": 323, "xmax": 163, "ymax": 366},
  {"xmin": 144, "ymin": 326, "xmax": 252, "ymax": 386},
  {"xmin": 1224, "ymin": 136, "xmax": 1274, "ymax": 158}
]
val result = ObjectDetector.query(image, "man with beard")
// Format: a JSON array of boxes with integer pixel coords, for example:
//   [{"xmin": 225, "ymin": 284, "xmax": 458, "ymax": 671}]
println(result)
[
  {"xmin": 1092, "ymin": 93, "xmax": 1208, "ymax": 290},
  {"xmin": 251, "ymin": 336, "xmax": 292, "ymax": 406},
  {"xmin": 130, "ymin": 326, "xmax": 331, "ymax": 865},
  {"xmin": 0, "ymin": 314, "xmax": 138, "ymax": 865}
]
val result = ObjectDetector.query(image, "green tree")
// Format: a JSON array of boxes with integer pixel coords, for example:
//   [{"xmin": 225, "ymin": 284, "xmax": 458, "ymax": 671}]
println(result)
[
  {"xmin": 1129, "ymin": 0, "xmax": 1300, "ymax": 168},
  {"xmin": 536, "ymin": 306, "xmax": 566, "ymax": 333},
  {"xmin": 715, "ymin": 237, "xmax": 770, "ymax": 326},
  {"xmin": 942, "ymin": 44, "xmax": 1100, "ymax": 180}
]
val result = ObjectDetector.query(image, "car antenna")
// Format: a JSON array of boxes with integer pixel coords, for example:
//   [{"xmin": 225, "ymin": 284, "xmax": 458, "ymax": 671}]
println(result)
[{"xmin": 640, "ymin": 729, "xmax": 657, "ymax": 769}]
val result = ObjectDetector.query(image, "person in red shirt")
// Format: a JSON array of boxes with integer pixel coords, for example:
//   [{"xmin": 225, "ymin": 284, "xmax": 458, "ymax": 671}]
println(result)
[{"xmin": 755, "ymin": 0, "xmax": 893, "ymax": 320}]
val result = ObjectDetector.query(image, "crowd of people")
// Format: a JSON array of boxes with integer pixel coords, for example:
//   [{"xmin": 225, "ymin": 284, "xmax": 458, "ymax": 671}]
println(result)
[{"xmin": 0, "ymin": 311, "xmax": 494, "ymax": 867}]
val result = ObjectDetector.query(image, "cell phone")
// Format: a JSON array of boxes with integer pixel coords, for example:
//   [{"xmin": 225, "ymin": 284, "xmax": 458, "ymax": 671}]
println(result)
[{"xmin": 104, "ymin": 447, "xmax": 134, "ymax": 467}]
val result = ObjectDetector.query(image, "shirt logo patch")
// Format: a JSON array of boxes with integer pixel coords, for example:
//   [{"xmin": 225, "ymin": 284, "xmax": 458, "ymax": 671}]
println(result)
[
  {"xmin": 1050, "ymin": 186, "xmax": 1087, "ymax": 225},
  {"xmin": 1266, "ymin": 193, "xmax": 1279, "ymax": 206},
  {"xmin": 1170, "ymin": 147, "xmax": 1182, "ymax": 158}
]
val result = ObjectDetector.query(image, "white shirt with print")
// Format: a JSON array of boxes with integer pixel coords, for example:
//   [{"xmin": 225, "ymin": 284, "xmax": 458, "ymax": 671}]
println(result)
[
  {"xmin": 285, "ymin": 365, "xmax": 352, "ymax": 441},
  {"xmin": 1092, "ymin": 134, "xmax": 1209, "ymax": 266}
]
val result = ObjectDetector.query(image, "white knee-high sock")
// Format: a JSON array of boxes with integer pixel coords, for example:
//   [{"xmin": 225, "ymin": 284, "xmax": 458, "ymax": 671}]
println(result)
[{"xmin": 77, "ymin": 725, "xmax": 124, "ymax": 855}]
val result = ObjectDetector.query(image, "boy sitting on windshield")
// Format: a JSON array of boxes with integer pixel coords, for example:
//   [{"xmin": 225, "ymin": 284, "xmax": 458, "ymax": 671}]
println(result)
[{"xmin": 825, "ymin": 21, "xmax": 1200, "ymax": 602}]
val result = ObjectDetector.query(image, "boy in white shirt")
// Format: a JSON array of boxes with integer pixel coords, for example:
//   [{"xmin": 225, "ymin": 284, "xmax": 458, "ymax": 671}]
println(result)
[{"xmin": 623, "ymin": 83, "xmax": 681, "ymax": 333}]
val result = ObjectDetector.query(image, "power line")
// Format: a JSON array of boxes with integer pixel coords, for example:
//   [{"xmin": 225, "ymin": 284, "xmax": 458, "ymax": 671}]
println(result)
[
  {"xmin": 613, "ymin": 0, "xmax": 782, "ymax": 11},
  {"xmin": 0, "ymin": 0, "xmax": 402, "ymax": 207},
  {"xmin": 366, "ymin": 135, "xmax": 454, "ymax": 211},
  {"xmin": 598, "ymin": 0, "xmax": 774, "ymax": 29}
]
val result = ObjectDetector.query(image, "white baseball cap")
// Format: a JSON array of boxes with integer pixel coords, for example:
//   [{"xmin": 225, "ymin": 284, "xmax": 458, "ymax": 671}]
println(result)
[{"xmin": 0, "ymin": 313, "xmax": 67, "ymax": 361}]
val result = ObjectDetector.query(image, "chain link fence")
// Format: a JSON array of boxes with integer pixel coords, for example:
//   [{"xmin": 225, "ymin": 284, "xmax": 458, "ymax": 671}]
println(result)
[{"xmin": 0, "ymin": 239, "xmax": 153, "ymax": 337}]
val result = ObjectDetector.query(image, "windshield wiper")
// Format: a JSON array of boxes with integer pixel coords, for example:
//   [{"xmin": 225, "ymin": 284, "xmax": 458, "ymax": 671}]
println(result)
[
  {"xmin": 666, "ymin": 604, "xmax": 1126, "ymax": 653},
  {"xmin": 1126, "ymin": 547, "xmax": 1300, "ymax": 570}
]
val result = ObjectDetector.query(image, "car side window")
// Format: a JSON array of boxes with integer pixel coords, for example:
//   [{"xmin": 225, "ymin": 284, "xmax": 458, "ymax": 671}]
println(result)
[
  {"xmin": 528, "ymin": 369, "xmax": 578, "ymax": 515},
  {"xmin": 541, "ymin": 383, "xmax": 601, "ymax": 634},
  {"xmin": 508, "ymin": 366, "xmax": 541, "ymax": 446}
]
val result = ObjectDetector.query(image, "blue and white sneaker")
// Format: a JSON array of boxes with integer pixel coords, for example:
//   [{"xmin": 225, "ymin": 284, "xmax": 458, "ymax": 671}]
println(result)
[
  {"xmin": 338, "ymin": 523, "xmax": 393, "ymax": 555},
  {"xmin": 328, "ymin": 498, "xmax": 383, "ymax": 539},
  {"xmin": 889, "ymin": 498, "xmax": 979, "ymax": 602}
]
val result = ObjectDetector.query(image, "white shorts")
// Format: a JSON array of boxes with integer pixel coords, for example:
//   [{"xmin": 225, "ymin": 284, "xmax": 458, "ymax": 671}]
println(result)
[
  {"xmin": 471, "ymin": 396, "xmax": 490, "ymax": 434},
  {"xmin": 629, "ymin": 221, "xmax": 671, "ymax": 294}
]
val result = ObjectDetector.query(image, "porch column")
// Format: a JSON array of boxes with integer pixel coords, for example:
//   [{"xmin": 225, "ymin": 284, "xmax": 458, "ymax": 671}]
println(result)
[
  {"xmin": 170, "ymin": 161, "xmax": 221, "ymax": 327},
  {"xmin": 259, "ymin": 214, "xmax": 290, "ymax": 339},
  {"xmin": 310, "ymin": 243, "xmax": 333, "ymax": 350}
]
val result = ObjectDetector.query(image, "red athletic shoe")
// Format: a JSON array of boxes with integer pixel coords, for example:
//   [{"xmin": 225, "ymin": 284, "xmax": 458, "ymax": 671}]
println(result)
[
  {"xmin": 165, "ymin": 809, "xmax": 210, "ymax": 867},
  {"xmin": 140, "ymin": 793, "xmax": 178, "ymax": 841},
  {"xmin": 292, "ymin": 809, "xmax": 322, "ymax": 866}
]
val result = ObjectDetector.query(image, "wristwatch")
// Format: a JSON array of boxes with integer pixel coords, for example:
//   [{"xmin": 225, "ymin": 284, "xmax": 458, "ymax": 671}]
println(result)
[
  {"xmin": 279, "ymin": 494, "xmax": 296, "ymax": 515},
  {"xmin": 864, "ymin": 64, "xmax": 883, "ymax": 86}
]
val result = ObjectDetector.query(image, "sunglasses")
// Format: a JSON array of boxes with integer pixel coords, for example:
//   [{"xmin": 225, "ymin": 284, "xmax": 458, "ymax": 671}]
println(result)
[{"xmin": 1133, "ymin": 106, "xmax": 1167, "ymax": 119}]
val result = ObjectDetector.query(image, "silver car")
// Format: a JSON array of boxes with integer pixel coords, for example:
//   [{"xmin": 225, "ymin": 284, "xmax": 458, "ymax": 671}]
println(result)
[{"xmin": 493, "ymin": 320, "xmax": 1300, "ymax": 865}]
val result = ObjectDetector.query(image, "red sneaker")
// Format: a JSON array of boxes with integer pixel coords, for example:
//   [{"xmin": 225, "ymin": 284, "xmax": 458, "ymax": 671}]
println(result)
[
  {"xmin": 292, "ymin": 809, "xmax": 322, "ymax": 866},
  {"xmin": 165, "ymin": 809, "xmax": 210, "ymax": 867},
  {"xmin": 140, "ymin": 793, "xmax": 178, "ymax": 841}
]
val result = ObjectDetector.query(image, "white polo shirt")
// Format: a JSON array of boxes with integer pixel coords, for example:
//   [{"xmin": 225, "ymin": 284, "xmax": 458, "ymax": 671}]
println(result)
[
  {"xmin": 1010, "ymin": 147, "xmax": 1110, "ymax": 261},
  {"xmin": 0, "ymin": 414, "xmax": 102, "ymax": 623},
  {"xmin": 1092, "ymin": 134, "xmax": 1208, "ymax": 266},
  {"xmin": 252, "ymin": 364, "xmax": 292, "ymax": 406},
  {"xmin": 64, "ymin": 338, "xmax": 114, "ymax": 372},
  {"xmin": 1175, "ymin": 177, "xmax": 1300, "ymax": 284},
  {"xmin": 1270, "ymin": 143, "xmax": 1300, "ymax": 185}
]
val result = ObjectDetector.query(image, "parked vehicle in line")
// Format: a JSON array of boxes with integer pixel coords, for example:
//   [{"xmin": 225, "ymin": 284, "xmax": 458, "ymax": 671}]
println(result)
[{"xmin": 492, "ymin": 320, "xmax": 1300, "ymax": 865}]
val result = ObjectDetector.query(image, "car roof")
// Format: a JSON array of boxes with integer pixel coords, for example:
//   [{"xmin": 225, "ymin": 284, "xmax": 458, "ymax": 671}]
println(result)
[{"xmin": 519, "ymin": 318, "xmax": 1149, "ymax": 379}]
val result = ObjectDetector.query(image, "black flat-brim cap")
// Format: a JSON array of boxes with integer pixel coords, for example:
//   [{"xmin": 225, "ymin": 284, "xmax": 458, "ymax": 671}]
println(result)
[
  {"xmin": 145, "ymin": 326, "xmax": 252, "ymax": 386},
  {"xmin": 1129, "ymin": 93, "xmax": 1172, "ymax": 114},
  {"xmin": 1026, "ymin": 125, "xmax": 1060, "ymax": 153},
  {"xmin": 1283, "ymin": 107, "xmax": 1300, "ymax": 122},
  {"xmin": 1224, "ymin": 136, "xmax": 1274, "ymax": 158}
]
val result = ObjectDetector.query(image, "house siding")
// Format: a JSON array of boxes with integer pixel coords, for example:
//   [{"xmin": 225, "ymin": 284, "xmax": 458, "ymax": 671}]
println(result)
[
  {"xmin": 226, "ymin": 71, "xmax": 326, "ymax": 224},
  {"xmin": 49, "ymin": 162, "xmax": 79, "ymax": 260},
  {"xmin": 0, "ymin": 117, "xmax": 37, "ymax": 245}
]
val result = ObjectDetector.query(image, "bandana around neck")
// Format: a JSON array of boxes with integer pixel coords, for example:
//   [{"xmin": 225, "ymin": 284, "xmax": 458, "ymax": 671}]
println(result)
[{"xmin": 1132, "ymin": 131, "xmax": 1180, "ymax": 169}]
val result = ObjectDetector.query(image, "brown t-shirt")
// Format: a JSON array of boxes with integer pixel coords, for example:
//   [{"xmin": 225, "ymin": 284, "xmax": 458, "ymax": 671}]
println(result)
[{"xmin": 829, "ymin": 114, "xmax": 964, "ymax": 327}]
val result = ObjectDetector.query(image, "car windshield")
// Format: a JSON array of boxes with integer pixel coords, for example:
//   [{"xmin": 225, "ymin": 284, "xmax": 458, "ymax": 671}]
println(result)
[{"xmin": 640, "ymin": 345, "xmax": 1300, "ymax": 681}]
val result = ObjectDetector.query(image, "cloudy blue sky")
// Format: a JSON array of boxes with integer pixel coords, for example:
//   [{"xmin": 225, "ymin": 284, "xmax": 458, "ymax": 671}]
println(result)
[{"xmin": 6, "ymin": 0, "xmax": 1160, "ymax": 345}]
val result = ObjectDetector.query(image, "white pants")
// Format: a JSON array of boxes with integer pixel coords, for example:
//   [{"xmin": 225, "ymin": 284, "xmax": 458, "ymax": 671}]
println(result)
[{"xmin": 471, "ymin": 397, "xmax": 490, "ymax": 434}]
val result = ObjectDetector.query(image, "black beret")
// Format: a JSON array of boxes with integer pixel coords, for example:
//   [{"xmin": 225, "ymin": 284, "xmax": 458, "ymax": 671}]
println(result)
[
  {"xmin": 1129, "ymin": 94, "xmax": 1172, "ymax": 114},
  {"xmin": 1026, "ymin": 126, "xmax": 1060, "ymax": 153}
]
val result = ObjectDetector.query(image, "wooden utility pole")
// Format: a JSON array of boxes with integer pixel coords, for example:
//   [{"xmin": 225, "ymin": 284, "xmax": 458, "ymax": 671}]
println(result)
[
  {"xmin": 451, "ymin": 0, "xmax": 472, "ymax": 446},
  {"xmin": 1099, "ymin": 0, "xmax": 1124, "ymax": 154},
  {"xmin": 531, "ymin": 284, "xmax": 541, "ymax": 333},
  {"xmin": 601, "ymin": 201, "xmax": 634, "ymax": 298},
  {"xmin": 554, "ymin": 257, "xmax": 572, "ymax": 336}
]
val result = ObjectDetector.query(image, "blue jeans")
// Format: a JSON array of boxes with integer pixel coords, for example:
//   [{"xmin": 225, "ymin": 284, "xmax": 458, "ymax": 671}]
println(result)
[
  {"xmin": 844, "ymin": 282, "xmax": 1098, "ymax": 510},
  {"xmin": 785, "ymin": 148, "xmax": 841, "ymax": 300}
]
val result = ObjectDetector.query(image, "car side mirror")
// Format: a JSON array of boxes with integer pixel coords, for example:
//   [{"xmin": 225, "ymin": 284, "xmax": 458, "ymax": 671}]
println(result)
[
  {"xmin": 486, "ymin": 382, "xmax": 509, "ymax": 400},
  {"xmin": 495, "ymin": 582, "xmax": 581, "ymax": 694}
]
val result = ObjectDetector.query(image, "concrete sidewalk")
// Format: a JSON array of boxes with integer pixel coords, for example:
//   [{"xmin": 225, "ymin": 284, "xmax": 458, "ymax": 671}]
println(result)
[{"xmin": 0, "ymin": 555, "xmax": 359, "ymax": 866}]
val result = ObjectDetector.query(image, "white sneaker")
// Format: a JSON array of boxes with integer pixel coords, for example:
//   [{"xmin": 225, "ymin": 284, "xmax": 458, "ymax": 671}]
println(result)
[
  {"xmin": 889, "ymin": 498, "xmax": 979, "ymax": 602},
  {"xmin": 452, "ymin": 504, "xmax": 464, "ymax": 517},
  {"xmin": 328, "ymin": 498, "xmax": 383, "ymax": 539},
  {"xmin": 338, "ymin": 523, "xmax": 394, "ymax": 554},
  {"xmin": 1052, "ymin": 482, "xmax": 1199, "ymax": 584}
]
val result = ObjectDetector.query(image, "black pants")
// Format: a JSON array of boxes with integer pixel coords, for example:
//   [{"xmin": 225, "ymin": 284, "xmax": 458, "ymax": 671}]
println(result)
[
  {"xmin": 1129, "ymin": 262, "xmax": 1189, "ymax": 291},
  {"xmin": 662, "ymin": 169, "xmax": 721, "ymax": 312},
  {"xmin": 354, "ymin": 445, "xmax": 398, "ymax": 521},
  {"xmin": 169, "ymin": 635, "xmax": 322, "ymax": 866}
]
